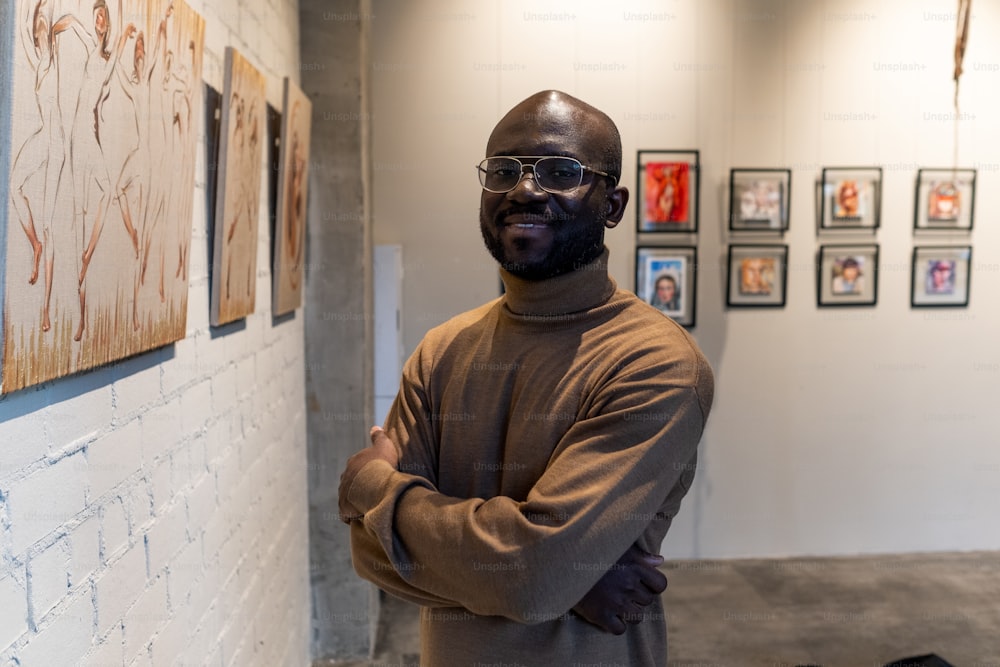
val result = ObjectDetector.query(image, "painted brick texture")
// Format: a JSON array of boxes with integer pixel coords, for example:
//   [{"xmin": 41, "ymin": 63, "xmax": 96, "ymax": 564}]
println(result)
[{"xmin": 0, "ymin": 0, "xmax": 310, "ymax": 664}]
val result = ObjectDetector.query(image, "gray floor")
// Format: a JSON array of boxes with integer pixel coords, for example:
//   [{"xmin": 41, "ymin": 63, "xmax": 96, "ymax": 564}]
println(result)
[{"xmin": 332, "ymin": 551, "xmax": 1000, "ymax": 667}]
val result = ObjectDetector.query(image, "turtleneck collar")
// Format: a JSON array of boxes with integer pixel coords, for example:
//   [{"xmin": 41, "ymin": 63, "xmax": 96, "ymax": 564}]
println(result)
[{"xmin": 499, "ymin": 248, "xmax": 617, "ymax": 317}]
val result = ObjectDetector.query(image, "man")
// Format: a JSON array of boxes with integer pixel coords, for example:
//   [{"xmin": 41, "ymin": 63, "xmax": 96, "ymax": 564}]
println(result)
[{"xmin": 339, "ymin": 90, "xmax": 714, "ymax": 666}]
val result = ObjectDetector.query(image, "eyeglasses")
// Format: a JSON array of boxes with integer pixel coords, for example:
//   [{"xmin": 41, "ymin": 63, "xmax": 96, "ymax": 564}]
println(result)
[{"xmin": 476, "ymin": 156, "xmax": 616, "ymax": 194}]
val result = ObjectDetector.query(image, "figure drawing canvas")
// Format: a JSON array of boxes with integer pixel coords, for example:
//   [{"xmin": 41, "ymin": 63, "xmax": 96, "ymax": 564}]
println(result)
[
  {"xmin": 272, "ymin": 77, "xmax": 311, "ymax": 316},
  {"xmin": 210, "ymin": 47, "xmax": 266, "ymax": 326},
  {"xmin": 1, "ymin": 0, "xmax": 205, "ymax": 393}
]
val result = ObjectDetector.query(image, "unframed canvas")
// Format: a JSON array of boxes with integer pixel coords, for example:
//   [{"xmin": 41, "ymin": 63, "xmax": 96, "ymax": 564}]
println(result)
[
  {"xmin": 1, "ymin": 0, "xmax": 205, "ymax": 393},
  {"xmin": 272, "ymin": 77, "xmax": 311, "ymax": 316},
  {"xmin": 211, "ymin": 46, "xmax": 266, "ymax": 327}
]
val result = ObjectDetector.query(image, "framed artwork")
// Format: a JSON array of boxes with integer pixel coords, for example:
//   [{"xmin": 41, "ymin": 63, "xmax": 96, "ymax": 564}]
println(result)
[
  {"xmin": 272, "ymin": 77, "xmax": 312, "ymax": 316},
  {"xmin": 729, "ymin": 169, "xmax": 790, "ymax": 232},
  {"xmin": 637, "ymin": 150, "xmax": 699, "ymax": 233},
  {"xmin": 820, "ymin": 167, "xmax": 882, "ymax": 230},
  {"xmin": 726, "ymin": 244, "xmax": 788, "ymax": 308},
  {"xmin": 914, "ymin": 168, "xmax": 976, "ymax": 231},
  {"xmin": 817, "ymin": 244, "xmax": 879, "ymax": 307},
  {"xmin": 635, "ymin": 246, "xmax": 697, "ymax": 327},
  {"xmin": 211, "ymin": 47, "xmax": 267, "ymax": 327},
  {"xmin": 1, "ymin": 0, "xmax": 205, "ymax": 394},
  {"xmin": 911, "ymin": 246, "xmax": 972, "ymax": 307}
]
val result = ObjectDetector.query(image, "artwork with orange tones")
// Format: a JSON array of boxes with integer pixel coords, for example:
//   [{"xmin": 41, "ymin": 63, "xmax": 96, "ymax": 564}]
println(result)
[
  {"xmin": 1, "ymin": 0, "xmax": 205, "ymax": 393},
  {"xmin": 272, "ymin": 77, "xmax": 311, "ymax": 316},
  {"xmin": 211, "ymin": 47, "xmax": 266, "ymax": 327},
  {"xmin": 645, "ymin": 162, "xmax": 688, "ymax": 224},
  {"xmin": 637, "ymin": 151, "xmax": 699, "ymax": 233}
]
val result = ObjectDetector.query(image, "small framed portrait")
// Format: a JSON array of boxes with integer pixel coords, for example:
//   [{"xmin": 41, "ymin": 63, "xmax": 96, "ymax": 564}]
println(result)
[
  {"xmin": 637, "ymin": 150, "xmax": 700, "ymax": 234},
  {"xmin": 729, "ymin": 169, "xmax": 791, "ymax": 232},
  {"xmin": 914, "ymin": 168, "xmax": 976, "ymax": 230},
  {"xmin": 817, "ymin": 244, "xmax": 879, "ymax": 307},
  {"xmin": 636, "ymin": 246, "xmax": 698, "ymax": 327},
  {"xmin": 820, "ymin": 167, "xmax": 882, "ymax": 230},
  {"xmin": 911, "ymin": 246, "xmax": 972, "ymax": 307},
  {"xmin": 726, "ymin": 244, "xmax": 788, "ymax": 308}
]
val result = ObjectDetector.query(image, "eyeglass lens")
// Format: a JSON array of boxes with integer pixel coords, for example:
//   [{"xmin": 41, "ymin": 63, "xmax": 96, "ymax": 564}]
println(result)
[{"xmin": 479, "ymin": 157, "xmax": 584, "ymax": 193}]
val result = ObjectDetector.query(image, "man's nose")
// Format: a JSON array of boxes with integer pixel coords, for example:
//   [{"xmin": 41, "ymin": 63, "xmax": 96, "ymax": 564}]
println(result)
[{"xmin": 506, "ymin": 168, "xmax": 548, "ymax": 201}]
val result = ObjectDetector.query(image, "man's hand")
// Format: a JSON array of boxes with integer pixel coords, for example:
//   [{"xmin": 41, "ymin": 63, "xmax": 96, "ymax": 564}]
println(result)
[
  {"xmin": 572, "ymin": 544, "xmax": 668, "ymax": 634},
  {"xmin": 338, "ymin": 426, "xmax": 399, "ymax": 524}
]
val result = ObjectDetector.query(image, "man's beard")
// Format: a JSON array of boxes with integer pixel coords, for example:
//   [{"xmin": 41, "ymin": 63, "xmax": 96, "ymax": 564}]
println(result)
[{"xmin": 479, "ymin": 207, "xmax": 606, "ymax": 281}]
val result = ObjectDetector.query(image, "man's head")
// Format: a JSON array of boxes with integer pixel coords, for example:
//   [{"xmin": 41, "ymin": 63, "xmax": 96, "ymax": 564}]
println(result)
[{"xmin": 479, "ymin": 90, "xmax": 629, "ymax": 281}]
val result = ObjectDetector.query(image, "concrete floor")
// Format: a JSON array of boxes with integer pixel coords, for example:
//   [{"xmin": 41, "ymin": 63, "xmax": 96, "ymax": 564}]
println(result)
[{"xmin": 333, "ymin": 551, "xmax": 1000, "ymax": 667}]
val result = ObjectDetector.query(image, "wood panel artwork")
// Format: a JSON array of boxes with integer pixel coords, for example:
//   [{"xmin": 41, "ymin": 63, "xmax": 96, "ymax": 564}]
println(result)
[
  {"xmin": 272, "ymin": 77, "xmax": 311, "ymax": 316},
  {"xmin": 1, "ymin": 0, "xmax": 205, "ymax": 393},
  {"xmin": 210, "ymin": 46, "xmax": 266, "ymax": 327}
]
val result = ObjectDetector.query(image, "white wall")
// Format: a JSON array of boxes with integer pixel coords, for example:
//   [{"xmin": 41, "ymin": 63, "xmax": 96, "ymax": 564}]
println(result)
[
  {"xmin": 0, "ymin": 0, "xmax": 311, "ymax": 664},
  {"xmin": 371, "ymin": 0, "xmax": 1000, "ymax": 559}
]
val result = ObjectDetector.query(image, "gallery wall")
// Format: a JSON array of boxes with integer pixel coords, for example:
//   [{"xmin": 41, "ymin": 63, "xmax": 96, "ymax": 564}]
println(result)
[
  {"xmin": 0, "ymin": 0, "xmax": 311, "ymax": 664},
  {"xmin": 370, "ymin": 0, "xmax": 1000, "ymax": 558}
]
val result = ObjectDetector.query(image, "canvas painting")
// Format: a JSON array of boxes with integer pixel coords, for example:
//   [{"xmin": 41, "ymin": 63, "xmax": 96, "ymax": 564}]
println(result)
[
  {"xmin": 272, "ymin": 77, "xmax": 311, "ymax": 316},
  {"xmin": 211, "ymin": 47, "xmax": 266, "ymax": 326},
  {"xmin": 644, "ymin": 162, "xmax": 689, "ymax": 225},
  {"xmin": 1, "ymin": 0, "xmax": 205, "ymax": 393}
]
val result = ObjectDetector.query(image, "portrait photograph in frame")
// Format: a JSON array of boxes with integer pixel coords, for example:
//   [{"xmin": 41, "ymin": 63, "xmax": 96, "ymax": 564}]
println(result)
[
  {"xmin": 820, "ymin": 167, "xmax": 882, "ymax": 230},
  {"xmin": 911, "ymin": 246, "xmax": 972, "ymax": 308},
  {"xmin": 817, "ymin": 244, "xmax": 879, "ymax": 307},
  {"xmin": 726, "ymin": 244, "xmax": 788, "ymax": 308},
  {"xmin": 637, "ymin": 150, "xmax": 699, "ymax": 234},
  {"xmin": 729, "ymin": 169, "xmax": 790, "ymax": 232},
  {"xmin": 914, "ymin": 168, "xmax": 976, "ymax": 231},
  {"xmin": 635, "ymin": 246, "xmax": 697, "ymax": 327}
]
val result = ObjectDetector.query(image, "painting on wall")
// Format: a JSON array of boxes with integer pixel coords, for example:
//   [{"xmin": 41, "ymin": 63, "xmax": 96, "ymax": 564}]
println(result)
[
  {"xmin": 1, "ymin": 0, "xmax": 205, "ymax": 394},
  {"xmin": 635, "ymin": 245, "xmax": 697, "ymax": 327},
  {"xmin": 272, "ymin": 77, "xmax": 311, "ymax": 316},
  {"xmin": 211, "ymin": 46, "xmax": 266, "ymax": 327},
  {"xmin": 637, "ymin": 150, "xmax": 699, "ymax": 233},
  {"xmin": 725, "ymin": 244, "xmax": 788, "ymax": 308}
]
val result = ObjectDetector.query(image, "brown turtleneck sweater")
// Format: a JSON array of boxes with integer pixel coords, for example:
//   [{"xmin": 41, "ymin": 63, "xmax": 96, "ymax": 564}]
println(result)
[{"xmin": 348, "ymin": 250, "xmax": 714, "ymax": 666}]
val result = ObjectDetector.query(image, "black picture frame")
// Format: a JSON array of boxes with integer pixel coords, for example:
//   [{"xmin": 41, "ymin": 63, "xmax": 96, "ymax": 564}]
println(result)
[
  {"xmin": 820, "ymin": 167, "xmax": 882, "ymax": 230},
  {"xmin": 636, "ymin": 150, "xmax": 700, "ymax": 234},
  {"xmin": 910, "ymin": 245, "xmax": 972, "ymax": 308},
  {"xmin": 729, "ymin": 168, "xmax": 791, "ymax": 232},
  {"xmin": 817, "ymin": 243, "xmax": 879, "ymax": 307},
  {"xmin": 726, "ymin": 244, "xmax": 789, "ymax": 308},
  {"xmin": 635, "ymin": 245, "xmax": 698, "ymax": 327},
  {"xmin": 914, "ymin": 168, "xmax": 976, "ymax": 231}
]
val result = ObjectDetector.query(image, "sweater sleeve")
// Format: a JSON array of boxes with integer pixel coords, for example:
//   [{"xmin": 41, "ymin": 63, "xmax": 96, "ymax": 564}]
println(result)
[{"xmin": 348, "ymin": 343, "xmax": 714, "ymax": 622}]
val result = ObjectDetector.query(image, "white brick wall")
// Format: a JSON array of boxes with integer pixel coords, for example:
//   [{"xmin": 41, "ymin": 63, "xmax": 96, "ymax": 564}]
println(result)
[{"xmin": 0, "ymin": 0, "xmax": 310, "ymax": 664}]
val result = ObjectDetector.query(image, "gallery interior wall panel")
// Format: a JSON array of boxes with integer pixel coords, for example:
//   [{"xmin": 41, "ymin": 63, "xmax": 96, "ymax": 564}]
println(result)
[{"xmin": 371, "ymin": 0, "xmax": 1000, "ymax": 559}]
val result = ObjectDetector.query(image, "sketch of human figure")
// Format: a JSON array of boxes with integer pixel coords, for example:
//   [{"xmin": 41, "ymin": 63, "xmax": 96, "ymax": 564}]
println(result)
[
  {"xmin": 8, "ymin": 0, "xmax": 81, "ymax": 333},
  {"xmin": 58, "ymin": 0, "xmax": 138, "ymax": 340},
  {"xmin": 170, "ymin": 38, "xmax": 199, "ymax": 283},
  {"xmin": 284, "ymin": 103, "xmax": 306, "ymax": 291},
  {"xmin": 225, "ymin": 97, "xmax": 259, "ymax": 304},
  {"xmin": 273, "ymin": 78, "xmax": 311, "ymax": 316},
  {"xmin": 104, "ymin": 1, "xmax": 174, "ymax": 329},
  {"xmin": 3, "ymin": 0, "xmax": 206, "ymax": 394},
  {"xmin": 140, "ymin": 6, "xmax": 189, "ymax": 305},
  {"xmin": 211, "ymin": 47, "xmax": 265, "ymax": 326}
]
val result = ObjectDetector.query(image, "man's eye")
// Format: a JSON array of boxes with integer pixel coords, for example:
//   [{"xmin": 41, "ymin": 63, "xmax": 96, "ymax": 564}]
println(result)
[{"xmin": 493, "ymin": 167, "xmax": 519, "ymax": 177}]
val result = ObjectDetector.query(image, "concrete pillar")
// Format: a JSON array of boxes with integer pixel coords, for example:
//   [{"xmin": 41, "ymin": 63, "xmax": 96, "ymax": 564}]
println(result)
[{"xmin": 300, "ymin": 0, "xmax": 375, "ymax": 660}]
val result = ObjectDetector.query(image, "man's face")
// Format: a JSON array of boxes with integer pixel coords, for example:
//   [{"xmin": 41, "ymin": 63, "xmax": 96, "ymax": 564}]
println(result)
[{"xmin": 479, "ymin": 102, "xmax": 617, "ymax": 281}]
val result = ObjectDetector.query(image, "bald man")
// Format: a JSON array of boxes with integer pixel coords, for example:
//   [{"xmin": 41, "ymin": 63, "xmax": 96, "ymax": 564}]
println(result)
[{"xmin": 339, "ymin": 90, "xmax": 714, "ymax": 666}]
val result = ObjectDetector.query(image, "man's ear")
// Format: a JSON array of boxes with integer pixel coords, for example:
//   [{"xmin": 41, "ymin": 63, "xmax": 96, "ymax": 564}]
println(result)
[{"xmin": 604, "ymin": 186, "xmax": 630, "ymax": 228}]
